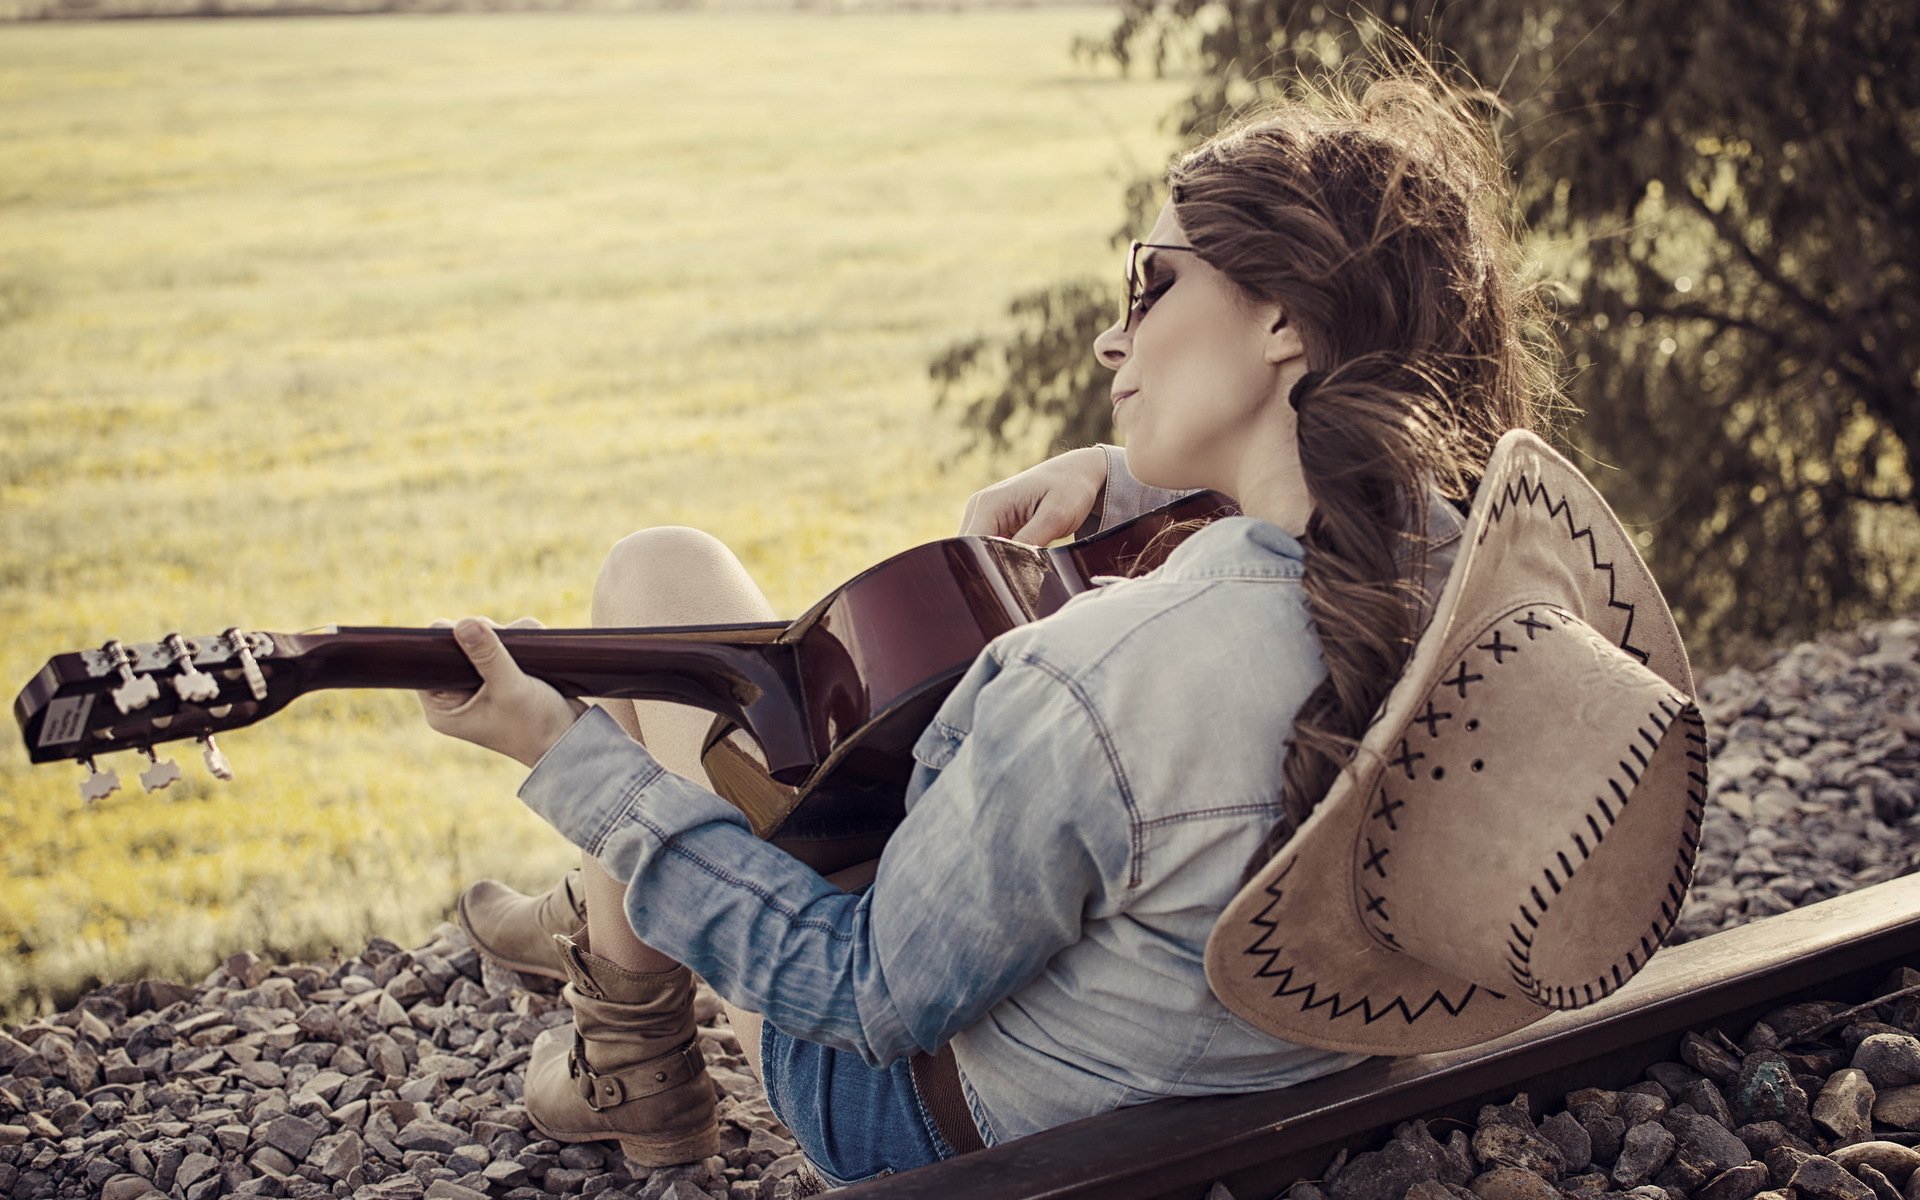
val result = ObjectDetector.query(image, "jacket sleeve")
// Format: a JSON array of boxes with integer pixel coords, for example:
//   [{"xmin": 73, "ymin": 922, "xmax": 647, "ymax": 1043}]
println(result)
[
  {"xmin": 515, "ymin": 657, "xmax": 1127, "ymax": 1068},
  {"xmin": 1073, "ymin": 444, "xmax": 1204, "ymax": 539}
]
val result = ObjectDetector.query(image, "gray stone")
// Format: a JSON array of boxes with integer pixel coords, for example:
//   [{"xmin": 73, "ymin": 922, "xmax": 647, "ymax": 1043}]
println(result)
[
  {"xmin": 1791, "ymin": 1155, "xmax": 1878, "ymax": 1200},
  {"xmin": 1472, "ymin": 1121, "xmax": 1565, "ymax": 1181},
  {"xmin": 251, "ymin": 1145, "xmax": 297, "ymax": 1178},
  {"xmin": 1856, "ymin": 1035, "xmax": 1920, "ymax": 1089},
  {"xmin": 175, "ymin": 1152, "xmax": 221, "ymax": 1189},
  {"xmin": 394, "ymin": 1118, "xmax": 464, "ymax": 1155},
  {"xmin": 558, "ymin": 1143, "xmax": 605, "ymax": 1171},
  {"xmin": 1818, "ymin": 1069, "xmax": 1880, "ymax": 1142},
  {"xmin": 311, "ymin": 1130, "xmax": 366, "ymax": 1178},
  {"xmin": 1664, "ymin": 1107, "xmax": 1755, "ymax": 1175},
  {"xmin": 1698, "ymin": 1161, "xmax": 1772, "ymax": 1200},
  {"xmin": 1620, "ymin": 1090, "xmax": 1669, "ymax": 1126},
  {"xmin": 1831, "ymin": 1144, "xmax": 1920, "ymax": 1187},
  {"xmin": 100, "ymin": 1175, "xmax": 162, "ymax": 1200},
  {"xmin": 1612, "ymin": 1122, "xmax": 1676, "ymax": 1189},
  {"xmin": 1571, "ymin": 1105, "xmax": 1625, "ymax": 1165},
  {"xmin": 422, "ymin": 1183, "xmax": 488, "ymax": 1200},
  {"xmin": 417, "ymin": 1053, "xmax": 477, "ymax": 1081},
  {"xmin": 1565, "ymin": 1088, "xmax": 1621, "ymax": 1116},
  {"xmin": 1684, "ymin": 1032, "xmax": 1744, "ymax": 1084},
  {"xmin": 1877, "ymin": 1084, "xmax": 1920, "ymax": 1130},
  {"xmin": 1467, "ymin": 1167, "xmax": 1559, "ymax": 1200},
  {"xmin": 260, "ymin": 1114, "xmax": 326, "ymax": 1160},
  {"xmin": 1732, "ymin": 1051, "xmax": 1816, "ymax": 1138},
  {"xmin": 1538, "ymin": 1111, "xmax": 1591, "ymax": 1173},
  {"xmin": 1858, "ymin": 1163, "xmax": 1904, "ymax": 1200},
  {"xmin": 1329, "ymin": 1137, "xmax": 1444, "ymax": 1200},
  {"xmin": 1738, "ymin": 1120, "xmax": 1814, "ymax": 1158},
  {"xmin": 1680, "ymin": 1077, "xmax": 1738, "ymax": 1129},
  {"xmin": 1648, "ymin": 1061, "xmax": 1706, "ymax": 1093}
]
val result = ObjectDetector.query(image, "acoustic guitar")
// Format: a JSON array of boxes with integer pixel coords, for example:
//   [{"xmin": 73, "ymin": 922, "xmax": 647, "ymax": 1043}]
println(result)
[{"xmin": 14, "ymin": 492, "xmax": 1235, "ymax": 837}]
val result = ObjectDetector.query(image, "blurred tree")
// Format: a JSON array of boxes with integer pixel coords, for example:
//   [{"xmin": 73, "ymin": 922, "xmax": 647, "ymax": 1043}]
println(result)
[{"xmin": 932, "ymin": 0, "xmax": 1918, "ymax": 656}]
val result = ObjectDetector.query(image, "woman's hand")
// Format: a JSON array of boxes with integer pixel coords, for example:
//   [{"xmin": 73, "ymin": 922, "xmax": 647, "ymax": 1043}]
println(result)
[
  {"xmin": 418, "ymin": 616, "xmax": 589, "ymax": 768},
  {"xmin": 958, "ymin": 445, "xmax": 1108, "ymax": 544}
]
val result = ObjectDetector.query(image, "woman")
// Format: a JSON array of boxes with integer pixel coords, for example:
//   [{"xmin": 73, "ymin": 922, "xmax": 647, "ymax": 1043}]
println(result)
[{"xmin": 422, "ymin": 68, "xmax": 1554, "ymax": 1184}]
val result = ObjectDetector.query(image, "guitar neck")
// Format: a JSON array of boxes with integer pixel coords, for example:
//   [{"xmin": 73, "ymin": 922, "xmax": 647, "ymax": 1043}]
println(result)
[{"xmin": 280, "ymin": 623, "xmax": 813, "ymax": 776}]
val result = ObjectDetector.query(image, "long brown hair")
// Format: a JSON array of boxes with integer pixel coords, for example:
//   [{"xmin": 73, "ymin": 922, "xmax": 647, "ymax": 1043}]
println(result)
[{"xmin": 1165, "ymin": 65, "xmax": 1562, "ymax": 871}]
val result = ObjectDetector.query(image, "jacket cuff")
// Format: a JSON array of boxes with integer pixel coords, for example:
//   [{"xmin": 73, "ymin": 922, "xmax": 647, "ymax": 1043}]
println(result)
[
  {"xmin": 1088, "ymin": 444, "xmax": 1199, "ymax": 533},
  {"xmin": 517, "ymin": 705, "xmax": 669, "ymax": 857}
]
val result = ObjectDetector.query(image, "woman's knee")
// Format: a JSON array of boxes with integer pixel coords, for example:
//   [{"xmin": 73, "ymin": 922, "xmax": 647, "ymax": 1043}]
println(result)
[{"xmin": 592, "ymin": 525, "xmax": 770, "ymax": 626}]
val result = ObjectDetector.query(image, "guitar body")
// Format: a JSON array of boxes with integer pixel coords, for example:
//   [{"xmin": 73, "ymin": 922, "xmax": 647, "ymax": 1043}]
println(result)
[{"xmin": 14, "ymin": 491, "xmax": 1237, "ymax": 836}]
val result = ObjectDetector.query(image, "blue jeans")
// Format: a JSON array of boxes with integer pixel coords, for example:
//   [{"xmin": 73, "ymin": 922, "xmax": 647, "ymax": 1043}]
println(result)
[{"xmin": 759, "ymin": 1023, "xmax": 959, "ymax": 1187}]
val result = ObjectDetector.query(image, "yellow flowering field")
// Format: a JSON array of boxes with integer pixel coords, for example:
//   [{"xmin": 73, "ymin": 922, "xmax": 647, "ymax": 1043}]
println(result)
[{"xmin": 0, "ymin": 9, "xmax": 1187, "ymax": 1017}]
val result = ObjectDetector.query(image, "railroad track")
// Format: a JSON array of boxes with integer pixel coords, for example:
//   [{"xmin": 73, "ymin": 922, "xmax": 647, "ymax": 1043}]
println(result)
[{"xmin": 846, "ymin": 873, "xmax": 1920, "ymax": 1200}]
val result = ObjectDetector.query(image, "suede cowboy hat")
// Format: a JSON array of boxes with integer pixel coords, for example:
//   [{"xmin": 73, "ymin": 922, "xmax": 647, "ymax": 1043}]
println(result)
[{"xmin": 1205, "ymin": 428, "xmax": 1708, "ymax": 1055}]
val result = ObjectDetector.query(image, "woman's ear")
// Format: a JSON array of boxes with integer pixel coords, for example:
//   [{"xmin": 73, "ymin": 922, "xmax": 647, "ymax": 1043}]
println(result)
[{"xmin": 1263, "ymin": 308, "xmax": 1306, "ymax": 366}]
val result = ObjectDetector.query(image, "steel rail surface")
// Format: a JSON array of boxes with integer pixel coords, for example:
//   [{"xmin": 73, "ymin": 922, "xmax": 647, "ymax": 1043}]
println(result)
[{"xmin": 842, "ymin": 873, "xmax": 1920, "ymax": 1200}]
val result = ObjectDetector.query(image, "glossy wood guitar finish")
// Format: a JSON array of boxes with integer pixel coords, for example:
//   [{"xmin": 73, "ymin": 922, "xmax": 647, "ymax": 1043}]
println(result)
[{"xmin": 15, "ymin": 491, "xmax": 1236, "ymax": 834}]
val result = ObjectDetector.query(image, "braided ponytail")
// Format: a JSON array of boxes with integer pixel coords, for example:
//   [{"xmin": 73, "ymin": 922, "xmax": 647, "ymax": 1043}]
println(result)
[{"xmin": 1162, "ymin": 66, "xmax": 1561, "ymax": 869}]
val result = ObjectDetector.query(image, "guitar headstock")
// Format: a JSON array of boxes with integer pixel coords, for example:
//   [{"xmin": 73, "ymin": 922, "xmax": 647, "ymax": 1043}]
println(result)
[{"xmin": 14, "ymin": 628, "xmax": 302, "ymax": 802}]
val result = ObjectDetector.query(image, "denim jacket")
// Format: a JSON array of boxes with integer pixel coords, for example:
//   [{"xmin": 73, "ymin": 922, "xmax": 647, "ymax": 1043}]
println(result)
[{"xmin": 519, "ymin": 451, "xmax": 1465, "ymax": 1144}]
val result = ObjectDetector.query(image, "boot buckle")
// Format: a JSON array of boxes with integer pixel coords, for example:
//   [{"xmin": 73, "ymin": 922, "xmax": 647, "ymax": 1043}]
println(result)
[{"xmin": 570, "ymin": 1036, "xmax": 703, "ymax": 1113}]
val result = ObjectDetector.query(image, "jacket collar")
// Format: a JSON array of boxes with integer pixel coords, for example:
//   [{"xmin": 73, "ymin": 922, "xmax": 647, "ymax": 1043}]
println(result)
[{"xmin": 1155, "ymin": 487, "xmax": 1466, "ymax": 583}]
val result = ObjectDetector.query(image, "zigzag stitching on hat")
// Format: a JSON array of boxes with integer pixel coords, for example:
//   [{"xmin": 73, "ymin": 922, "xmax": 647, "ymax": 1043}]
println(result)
[
  {"xmin": 1240, "ymin": 857, "xmax": 1488, "ymax": 1026},
  {"xmin": 1505, "ymin": 699, "xmax": 1707, "ymax": 1007},
  {"xmin": 1477, "ymin": 471, "xmax": 1650, "ymax": 667}
]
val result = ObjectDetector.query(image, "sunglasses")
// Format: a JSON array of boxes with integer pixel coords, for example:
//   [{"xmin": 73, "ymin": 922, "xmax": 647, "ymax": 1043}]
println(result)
[{"xmin": 1123, "ymin": 240, "xmax": 1199, "ymax": 327}]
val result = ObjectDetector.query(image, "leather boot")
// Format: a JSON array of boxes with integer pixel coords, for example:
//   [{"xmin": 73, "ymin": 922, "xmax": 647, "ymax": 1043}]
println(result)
[
  {"xmin": 525, "ymin": 934, "xmax": 720, "ymax": 1166},
  {"xmin": 457, "ymin": 869, "xmax": 587, "ymax": 982}
]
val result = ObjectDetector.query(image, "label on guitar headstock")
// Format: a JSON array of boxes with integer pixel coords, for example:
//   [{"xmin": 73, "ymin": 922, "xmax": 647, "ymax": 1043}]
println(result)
[{"xmin": 37, "ymin": 695, "xmax": 96, "ymax": 748}]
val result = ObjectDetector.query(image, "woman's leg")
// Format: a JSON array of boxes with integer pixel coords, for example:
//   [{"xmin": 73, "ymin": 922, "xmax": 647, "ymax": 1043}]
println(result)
[
  {"xmin": 578, "ymin": 527, "xmax": 778, "ymax": 975},
  {"xmin": 581, "ymin": 524, "xmax": 886, "ymax": 973},
  {"xmin": 519, "ymin": 526, "xmax": 797, "ymax": 1165}
]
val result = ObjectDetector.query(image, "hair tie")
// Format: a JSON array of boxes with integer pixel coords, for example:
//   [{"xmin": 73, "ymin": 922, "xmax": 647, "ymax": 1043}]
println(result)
[{"xmin": 1289, "ymin": 370, "xmax": 1328, "ymax": 412}]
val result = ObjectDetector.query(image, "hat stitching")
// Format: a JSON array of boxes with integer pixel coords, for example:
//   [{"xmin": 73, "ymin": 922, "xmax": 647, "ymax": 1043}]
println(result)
[
  {"xmin": 1503, "ymin": 701, "xmax": 1707, "ymax": 1008},
  {"xmin": 1479, "ymin": 469, "xmax": 1651, "ymax": 668},
  {"xmin": 1355, "ymin": 602, "xmax": 1574, "ymax": 951},
  {"xmin": 1239, "ymin": 858, "xmax": 1499, "ymax": 1025},
  {"xmin": 1388, "ymin": 740, "xmax": 1425, "ymax": 780},
  {"xmin": 1412, "ymin": 702, "xmax": 1450, "ymax": 738}
]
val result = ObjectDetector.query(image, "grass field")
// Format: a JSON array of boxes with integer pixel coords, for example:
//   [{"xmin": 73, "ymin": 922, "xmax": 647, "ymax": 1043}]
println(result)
[{"xmin": 0, "ymin": 9, "xmax": 1189, "ymax": 1017}]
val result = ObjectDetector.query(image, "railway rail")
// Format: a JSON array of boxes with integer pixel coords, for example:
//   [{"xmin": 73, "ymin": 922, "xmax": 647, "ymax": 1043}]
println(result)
[{"xmin": 845, "ymin": 872, "xmax": 1920, "ymax": 1200}]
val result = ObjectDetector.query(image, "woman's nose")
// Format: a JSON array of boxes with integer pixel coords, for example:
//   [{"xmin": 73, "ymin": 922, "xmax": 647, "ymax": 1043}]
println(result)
[{"xmin": 1093, "ymin": 316, "xmax": 1130, "ymax": 370}]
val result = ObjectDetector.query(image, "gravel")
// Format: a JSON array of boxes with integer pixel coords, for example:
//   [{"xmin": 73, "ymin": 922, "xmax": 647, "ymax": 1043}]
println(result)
[
  {"xmin": 1, "ymin": 615, "xmax": 1915, "ymax": 1199},
  {"xmin": 1280, "ymin": 969, "xmax": 1920, "ymax": 1200}
]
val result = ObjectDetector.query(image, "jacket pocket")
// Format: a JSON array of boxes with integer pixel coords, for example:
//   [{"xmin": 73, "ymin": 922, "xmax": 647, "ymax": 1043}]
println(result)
[{"xmin": 909, "ymin": 718, "xmax": 966, "ymax": 771}]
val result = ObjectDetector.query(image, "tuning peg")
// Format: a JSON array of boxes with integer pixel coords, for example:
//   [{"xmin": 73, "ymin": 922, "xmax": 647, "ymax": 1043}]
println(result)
[
  {"xmin": 137, "ymin": 746, "xmax": 182, "ymax": 793},
  {"xmin": 79, "ymin": 757, "xmax": 121, "ymax": 803},
  {"xmin": 199, "ymin": 734, "xmax": 233, "ymax": 781},
  {"xmin": 223, "ymin": 629, "xmax": 268, "ymax": 701},
  {"xmin": 104, "ymin": 639, "xmax": 160, "ymax": 714},
  {"xmin": 163, "ymin": 633, "xmax": 220, "ymax": 703}
]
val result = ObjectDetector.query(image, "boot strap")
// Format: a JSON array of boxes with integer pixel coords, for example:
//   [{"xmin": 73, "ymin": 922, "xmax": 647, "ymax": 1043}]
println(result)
[{"xmin": 568, "ymin": 1035, "xmax": 704, "ymax": 1112}]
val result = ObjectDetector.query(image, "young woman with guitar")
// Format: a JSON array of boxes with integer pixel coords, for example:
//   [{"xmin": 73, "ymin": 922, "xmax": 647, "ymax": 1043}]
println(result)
[{"xmin": 415, "ymin": 66, "xmax": 1614, "ymax": 1187}]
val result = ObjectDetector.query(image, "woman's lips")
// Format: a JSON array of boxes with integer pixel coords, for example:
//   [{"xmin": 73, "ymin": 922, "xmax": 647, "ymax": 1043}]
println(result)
[{"xmin": 1111, "ymin": 389, "xmax": 1138, "ymax": 409}]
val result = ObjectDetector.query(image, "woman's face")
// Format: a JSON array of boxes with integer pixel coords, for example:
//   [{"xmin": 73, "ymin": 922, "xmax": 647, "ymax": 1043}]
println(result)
[{"xmin": 1092, "ymin": 204, "xmax": 1303, "ymax": 498}]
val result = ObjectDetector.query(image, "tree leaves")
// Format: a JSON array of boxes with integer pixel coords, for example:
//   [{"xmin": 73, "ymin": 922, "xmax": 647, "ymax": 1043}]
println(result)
[{"xmin": 932, "ymin": 0, "xmax": 1919, "ymax": 658}]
